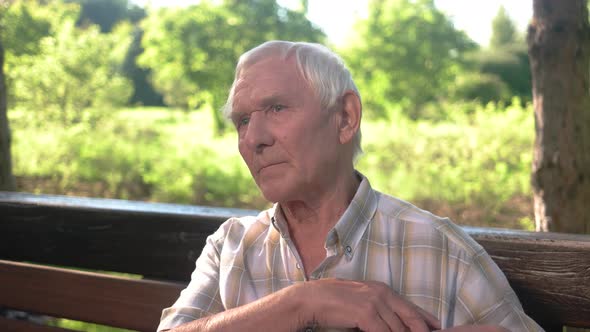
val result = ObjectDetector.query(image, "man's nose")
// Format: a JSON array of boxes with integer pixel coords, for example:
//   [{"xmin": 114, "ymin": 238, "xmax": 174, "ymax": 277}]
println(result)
[{"xmin": 243, "ymin": 111, "xmax": 273, "ymax": 153}]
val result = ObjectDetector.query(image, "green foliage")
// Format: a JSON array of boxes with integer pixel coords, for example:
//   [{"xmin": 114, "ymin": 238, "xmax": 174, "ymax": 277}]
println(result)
[
  {"xmin": 490, "ymin": 6, "xmax": 518, "ymax": 47},
  {"xmin": 344, "ymin": 0, "xmax": 477, "ymax": 119},
  {"xmin": 67, "ymin": 0, "xmax": 146, "ymax": 32},
  {"xmin": 138, "ymin": 0, "xmax": 325, "ymax": 133},
  {"xmin": 121, "ymin": 27, "xmax": 164, "ymax": 106},
  {"xmin": 461, "ymin": 42, "xmax": 531, "ymax": 103},
  {"xmin": 4, "ymin": 0, "xmax": 537, "ymax": 230},
  {"xmin": 63, "ymin": 0, "xmax": 161, "ymax": 107},
  {"xmin": 450, "ymin": 7, "xmax": 529, "ymax": 104},
  {"xmin": 7, "ymin": 17, "xmax": 133, "ymax": 123},
  {"xmin": 1, "ymin": 0, "xmax": 79, "ymax": 56},
  {"xmin": 450, "ymin": 72, "xmax": 511, "ymax": 104},
  {"xmin": 11, "ymin": 101, "xmax": 533, "ymax": 220},
  {"xmin": 10, "ymin": 107, "xmax": 266, "ymax": 208},
  {"xmin": 50, "ymin": 318, "xmax": 133, "ymax": 332},
  {"xmin": 357, "ymin": 98, "xmax": 534, "ymax": 215}
]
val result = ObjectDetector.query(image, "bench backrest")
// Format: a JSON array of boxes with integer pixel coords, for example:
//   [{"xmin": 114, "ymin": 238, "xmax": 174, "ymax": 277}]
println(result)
[
  {"xmin": 1, "ymin": 191, "xmax": 589, "ymax": 331},
  {"xmin": 0, "ymin": 259, "xmax": 184, "ymax": 331}
]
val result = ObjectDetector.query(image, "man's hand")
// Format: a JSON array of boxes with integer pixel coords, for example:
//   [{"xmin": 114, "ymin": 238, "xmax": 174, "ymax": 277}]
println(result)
[{"xmin": 300, "ymin": 278, "xmax": 441, "ymax": 332}]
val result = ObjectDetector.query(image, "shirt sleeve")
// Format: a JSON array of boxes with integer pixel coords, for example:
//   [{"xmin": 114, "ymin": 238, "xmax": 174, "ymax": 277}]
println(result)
[
  {"xmin": 453, "ymin": 248, "xmax": 544, "ymax": 331},
  {"xmin": 157, "ymin": 225, "xmax": 227, "ymax": 332}
]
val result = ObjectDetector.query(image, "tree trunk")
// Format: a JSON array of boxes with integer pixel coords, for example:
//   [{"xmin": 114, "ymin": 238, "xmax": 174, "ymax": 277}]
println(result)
[
  {"xmin": 527, "ymin": 0, "xmax": 590, "ymax": 234},
  {"xmin": 0, "ymin": 40, "xmax": 16, "ymax": 191}
]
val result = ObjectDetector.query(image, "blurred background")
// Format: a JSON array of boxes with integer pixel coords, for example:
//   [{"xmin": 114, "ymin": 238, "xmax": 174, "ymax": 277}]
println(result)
[{"xmin": 2, "ymin": 0, "xmax": 538, "ymax": 233}]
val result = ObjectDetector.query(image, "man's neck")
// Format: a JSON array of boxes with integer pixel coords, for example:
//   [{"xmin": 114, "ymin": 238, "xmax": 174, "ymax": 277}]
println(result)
[
  {"xmin": 280, "ymin": 170, "xmax": 361, "ymax": 236},
  {"xmin": 277, "ymin": 170, "xmax": 360, "ymax": 276}
]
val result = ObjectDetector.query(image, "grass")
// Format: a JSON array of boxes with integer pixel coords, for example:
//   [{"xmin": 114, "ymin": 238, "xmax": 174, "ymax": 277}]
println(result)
[{"xmin": 48, "ymin": 319, "xmax": 135, "ymax": 332}]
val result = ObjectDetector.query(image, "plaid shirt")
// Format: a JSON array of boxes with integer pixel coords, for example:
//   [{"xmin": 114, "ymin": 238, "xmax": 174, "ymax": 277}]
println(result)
[{"xmin": 158, "ymin": 174, "xmax": 542, "ymax": 331}]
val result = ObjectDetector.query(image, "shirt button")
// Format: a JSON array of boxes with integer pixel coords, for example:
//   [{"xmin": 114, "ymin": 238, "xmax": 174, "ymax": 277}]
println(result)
[
  {"xmin": 344, "ymin": 245, "xmax": 353, "ymax": 259},
  {"xmin": 296, "ymin": 263, "xmax": 301, "ymax": 269}
]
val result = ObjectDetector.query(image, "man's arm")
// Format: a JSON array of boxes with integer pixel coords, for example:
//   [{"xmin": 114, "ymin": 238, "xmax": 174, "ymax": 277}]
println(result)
[
  {"xmin": 167, "ymin": 278, "xmax": 441, "ymax": 332},
  {"xmin": 165, "ymin": 284, "xmax": 302, "ymax": 332},
  {"xmin": 453, "ymin": 248, "xmax": 543, "ymax": 331}
]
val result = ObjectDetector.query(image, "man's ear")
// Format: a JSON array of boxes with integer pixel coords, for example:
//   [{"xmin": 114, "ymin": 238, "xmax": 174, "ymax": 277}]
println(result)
[{"xmin": 338, "ymin": 91, "xmax": 362, "ymax": 145}]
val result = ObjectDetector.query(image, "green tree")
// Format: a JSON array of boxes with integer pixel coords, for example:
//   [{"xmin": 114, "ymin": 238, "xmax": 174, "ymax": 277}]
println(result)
[
  {"xmin": 346, "ymin": 0, "xmax": 476, "ymax": 119},
  {"xmin": 138, "ymin": 0, "xmax": 325, "ymax": 133},
  {"xmin": 68, "ymin": 0, "xmax": 145, "ymax": 32},
  {"xmin": 9, "ymin": 18, "xmax": 133, "ymax": 123},
  {"xmin": 1, "ymin": 0, "xmax": 78, "ymax": 57},
  {"xmin": 490, "ymin": 6, "xmax": 517, "ymax": 47},
  {"xmin": 453, "ymin": 7, "xmax": 529, "ymax": 104},
  {"xmin": 121, "ymin": 27, "xmax": 164, "ymax": 106},
  {"xmin": 66, "ymin": 0, "xmax": 161, "ymax": 106},
  {"xmin": 459, "ymin": 43, "xmax": 531, "ymax": 103},
  {"xmin": 449, "ymin": 72, "xmax": 511, "ymax": 104}
]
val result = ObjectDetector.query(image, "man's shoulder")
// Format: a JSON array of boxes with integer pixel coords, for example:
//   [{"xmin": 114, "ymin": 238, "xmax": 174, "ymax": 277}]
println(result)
[
  {"xmin": 375, "ymin": 191, "xmax": 484, "ymax": 257},
  {"xmin": 209, "ymin": 207, "xmax": 274, "ymax": 243}
]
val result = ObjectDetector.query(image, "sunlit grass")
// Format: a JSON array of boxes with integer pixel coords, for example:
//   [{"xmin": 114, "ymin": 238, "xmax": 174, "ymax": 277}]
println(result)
[{"xmin": 49, "ymin": 318, "xmax": 135, "ymax": 332}]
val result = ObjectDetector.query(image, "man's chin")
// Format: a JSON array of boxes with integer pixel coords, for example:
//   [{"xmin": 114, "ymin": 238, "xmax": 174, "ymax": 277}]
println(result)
[
  {"xmin": 258, "ymin": 188, "xmax": 284, "ymax": 204},
  {"xmin": 257, "ymin": 182, "xmax": 291, "ymax": 204}
]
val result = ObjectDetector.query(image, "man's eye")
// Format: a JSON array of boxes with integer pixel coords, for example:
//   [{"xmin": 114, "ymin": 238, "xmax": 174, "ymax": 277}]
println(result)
[
  {"xmin": 270, "ymin": 104, "xmax": 285, "ymax": 112},
  {"xmin": 238, "ymin": 116, "xmax": 250, "ymax": 127}
]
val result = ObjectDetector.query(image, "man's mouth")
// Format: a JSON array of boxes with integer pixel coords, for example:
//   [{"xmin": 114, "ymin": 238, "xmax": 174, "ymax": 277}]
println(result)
[{"xmin": 257, "ymin": 162, "xmax": 284, "ymax": 174}]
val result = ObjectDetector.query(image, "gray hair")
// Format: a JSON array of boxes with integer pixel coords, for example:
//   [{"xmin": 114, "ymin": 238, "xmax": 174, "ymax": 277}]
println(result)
[{"xmin": 222, "ymin": 40, "xmax": 363, "ymax": 162}]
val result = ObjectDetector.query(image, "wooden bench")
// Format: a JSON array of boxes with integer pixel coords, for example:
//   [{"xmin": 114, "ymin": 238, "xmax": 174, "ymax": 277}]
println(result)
[{"xmin": 0, "ymin": 191, "xmax": 589, "ymax": 331}]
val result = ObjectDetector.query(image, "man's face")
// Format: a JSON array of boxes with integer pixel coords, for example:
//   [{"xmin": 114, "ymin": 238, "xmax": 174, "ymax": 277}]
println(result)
[{"xmin": 231, "ymin": 56, "xmax": 342, "ymax": 203}]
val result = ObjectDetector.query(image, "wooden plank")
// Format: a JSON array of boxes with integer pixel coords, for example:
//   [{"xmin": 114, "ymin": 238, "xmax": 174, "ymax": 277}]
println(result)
[
  {"xmin": 466, "ymin": 227, "xmax": 590, "ymax": 328},
  {"xmin": 0, "ymin": 191, "xmax": 257, "ymax": 281},
  {"xmin": 0, "ymin": 260, "xmax": 186, "ymax": 332}
]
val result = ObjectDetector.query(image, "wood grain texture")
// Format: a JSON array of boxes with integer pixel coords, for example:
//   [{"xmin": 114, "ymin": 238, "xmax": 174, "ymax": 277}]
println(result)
[
  {"xmin": 0, "ymin": 260, "xmax": 185, "ymax": 332},
  {"xmin": 0, "ymin": 191, "xmax": 255, "ymax": 281},
  {"xmin": 466, "ymin": 227, "xmax": 590, "ymax": 328}
]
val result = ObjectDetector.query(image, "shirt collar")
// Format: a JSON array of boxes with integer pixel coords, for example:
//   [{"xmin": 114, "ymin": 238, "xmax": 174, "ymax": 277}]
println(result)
[
  {"xmin": 269, "ymin": 172, "xmax": 379, "ymax": 258},
  {"xmin": 332, "ymin": 172, "xmax": 379, "ymax": 259}
]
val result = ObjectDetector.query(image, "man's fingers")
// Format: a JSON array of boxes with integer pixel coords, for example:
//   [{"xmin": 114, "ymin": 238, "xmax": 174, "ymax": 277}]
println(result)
[
  {"xmin": 307, "ymin": 278, "xmax": 441, "ymax": 332},
  {"xmin": 398, "ymin": 312, "xmax": 430, "ymax": 332},
  {"xmin": 415, "ymin": 305, "xmax": 441, "ymax": 330},
  {"xmin": 382, "ymin": 291, "xmax": 440, "ymax": 332},
  {"xmin": 376, "ymin": 305, "xmax": 406, "ymax": 332}
]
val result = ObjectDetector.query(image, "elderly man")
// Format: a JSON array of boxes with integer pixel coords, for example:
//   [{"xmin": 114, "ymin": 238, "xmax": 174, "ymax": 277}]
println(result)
[{"xmin": 158, "ymin": 41, "xmax": 542, "ymax": 332}]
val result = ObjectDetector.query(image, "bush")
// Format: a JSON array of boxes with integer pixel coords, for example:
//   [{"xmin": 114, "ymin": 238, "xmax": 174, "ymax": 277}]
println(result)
[
  {"xmin": 450, "ymin": 72, "xmax": 511, "ymax": 104},
  {"xmin": 10, "ymin": 107, "xmax": 265, "ymax": 209},
  {"xmin": 357, "ymin": 99, "xmax": 533, "ymax": 214},
  {"xmin": 461, "ymin": 44, "xmax": 531, "ymax": 102}
]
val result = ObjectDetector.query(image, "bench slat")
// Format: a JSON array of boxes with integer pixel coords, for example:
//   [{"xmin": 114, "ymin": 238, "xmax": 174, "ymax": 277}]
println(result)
[
  {"xmin": 466, "ymin": 227, "xmax": 590, "ymax": 328},
  {"xmin": 0, "ymin": 260, "xmax": 185, "ymax": 332},
  {"xmin": 0, "ymin": 193, "xmax": 233, "ymax": 281}
]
